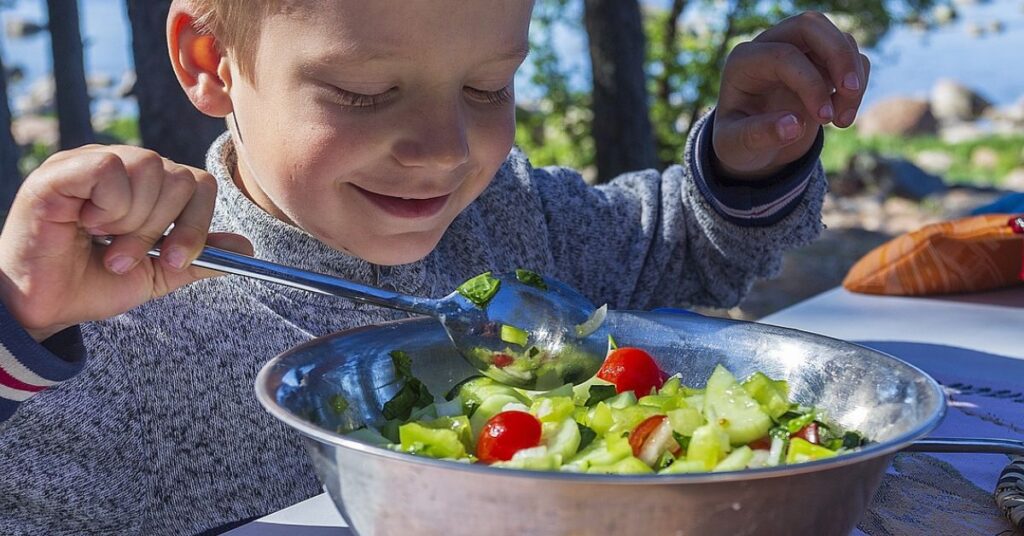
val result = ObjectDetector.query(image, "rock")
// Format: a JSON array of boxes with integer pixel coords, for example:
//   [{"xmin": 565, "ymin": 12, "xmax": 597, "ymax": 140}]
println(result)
[
  {"xmin": 970, "ymin": 146, "xmax": 1000, "ymax": 170},
  {"xmin": 87, "ymin": 73, "xmax": 115, "ymax": 93},
  {"xmin": 115, "ymin": 70, "xmax": 137, "ymax": 99},
  {"xmin": 843, "ymin": 152, "xmax": 947, "ymax": 201},
  {"xmin": 930, "ymin": 79, "xmax": 991, "ymax": 122},
  {"xmin": 1003, "ymin": 168, "xmax": 1024, "ymax": 191},
  {"xmin": 914, "ymin": 150, "xmax": 954, "ymax": 175},
  {"xmin": 941, "ymin": 122, "xmax": 988, "ymax": 144},
  {"xmin": 11, "ymin": 115, "xmax": 59, "ymax": 147},
  {"xmin": 932, "ymin": 5, "xmax": 957, "ymax": 25},
  {"xmin": 857, "ymin": 98, "xmax": 938, "ymax": 137},
  {"xmin": 5, "ymin": 18, "xmax": 45, "ymax": 39},
  {"xmin": 91, "ymin": 100, "xmax": 119, "ymax": 131},
  {"xmin": 989, "ymin": 20, "xmax": 1005, "ymax": 34},
  {"xmin": 966, "ymin": 22, "xmax": 985, "ymax": 38}
]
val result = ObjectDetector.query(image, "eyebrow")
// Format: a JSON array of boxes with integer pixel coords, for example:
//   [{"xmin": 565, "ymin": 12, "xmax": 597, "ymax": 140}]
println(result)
[{"xmin": 307, "ymin": 44, "xmax": 531, "ymax": 68}]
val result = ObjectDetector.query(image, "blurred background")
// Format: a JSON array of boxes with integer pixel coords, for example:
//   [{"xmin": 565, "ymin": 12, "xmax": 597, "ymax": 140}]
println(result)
[{"xmin": 1, "ymin": 0, "xmax": 1021, "ymax": 317}]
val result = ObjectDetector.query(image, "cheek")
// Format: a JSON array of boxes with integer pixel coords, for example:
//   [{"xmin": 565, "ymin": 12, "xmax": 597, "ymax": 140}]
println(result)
[{"xmin": 470, "ymin": 106, "xmax": 517, "ymax": 171}]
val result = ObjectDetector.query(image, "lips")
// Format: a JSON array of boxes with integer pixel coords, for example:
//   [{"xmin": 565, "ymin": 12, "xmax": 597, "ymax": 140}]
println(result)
[{"xmin": 352, "ymin": 185, "xmax": 451, "ymax": 219}]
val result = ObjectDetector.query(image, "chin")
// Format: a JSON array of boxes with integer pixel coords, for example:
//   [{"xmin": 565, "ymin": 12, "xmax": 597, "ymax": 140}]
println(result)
[{"xmin": 336, "ymin": 229, "xmax": 445, "ymax": 266}]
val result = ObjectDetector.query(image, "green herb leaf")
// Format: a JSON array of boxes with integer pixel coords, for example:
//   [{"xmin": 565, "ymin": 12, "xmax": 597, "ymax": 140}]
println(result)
[
  {"xmin": 841, "ymin": 431, "xmax": 866, "ymax": 449},
  {"xmin": 672, "ymin": 431, "xmax": 691, "ymax": 451},
  {"xmin": 515, "ymin": 269, "xmax": 547, "ymax": 290},
  {"xmin": 382, "ymin": 378, "xmax": 434, "ymax": 421},
  {"xmin": 607, "ymin": 334, "xmax": 619, "ymax": 351},
  {"xmin": 328, "ymin": 394, "xmax": 350, "ymax": 414},
  {"xmin": 585, "ymin": 384, "xmax": 618, "ymax": 407},
  {"xmin": 577, "ymin": 423, "xmax": 597, "ymax": 452},
  {"xmin": 457, "ymin": 272, "xmax": 501, "ymax": 308},
  {"xmin": 390, "ymin": 350, "xmax": 413, "ymax": 380}
]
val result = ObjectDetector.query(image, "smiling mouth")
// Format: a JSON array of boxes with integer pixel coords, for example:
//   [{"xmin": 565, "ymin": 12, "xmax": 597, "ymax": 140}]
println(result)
[{"xmin": 352, "ymin": 185, "xmax": 451, "ymax": 219}]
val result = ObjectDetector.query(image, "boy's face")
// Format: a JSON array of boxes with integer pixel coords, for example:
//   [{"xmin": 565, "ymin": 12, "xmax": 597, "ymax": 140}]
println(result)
[{"xmin": 228, "ymin": 1, "xmax": 533, "ymax": 265}]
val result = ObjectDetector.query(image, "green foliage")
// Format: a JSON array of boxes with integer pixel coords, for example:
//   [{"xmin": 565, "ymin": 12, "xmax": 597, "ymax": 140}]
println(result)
[
  {"xmin": 821, "ymin": 126, "xmax": 1024, "ymax": 187},
  {"xmin": 515, "ymin": 0, "xmax": 593, "ymax": 171},
  {"xmin": 520, "ymin": 0, "xmax": 937, "ymax": 173},
  {"xmin": 100, "ymin": 116, "xmax": 140, "ymax": 145}
]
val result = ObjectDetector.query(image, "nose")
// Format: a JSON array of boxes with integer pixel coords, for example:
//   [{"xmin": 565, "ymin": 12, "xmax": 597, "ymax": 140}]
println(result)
[{"xmin": 391, "ymin": 99, "xmax": 470, "ymax": 171}]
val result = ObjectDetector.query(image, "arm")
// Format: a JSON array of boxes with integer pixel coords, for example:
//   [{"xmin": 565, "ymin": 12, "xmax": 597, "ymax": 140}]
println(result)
[
  {"xmin": 0, "ymin": 301, "xmax": 86, "ymax": 422},
  {"xmin": 534, "ymin": 110, "xmax": 824, "ymax": 311}
]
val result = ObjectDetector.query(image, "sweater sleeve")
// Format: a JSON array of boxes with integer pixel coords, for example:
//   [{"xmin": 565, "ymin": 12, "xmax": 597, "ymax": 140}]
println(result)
[
  {"xmin": 0, "ymin": 301, "xmax": 87, "ymax": 421},
  {"xmin": 532, "ymin": 110, "xmax": 826, "ymax": 310}
]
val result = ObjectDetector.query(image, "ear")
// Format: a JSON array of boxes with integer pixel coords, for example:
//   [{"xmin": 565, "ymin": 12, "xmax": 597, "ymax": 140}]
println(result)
[{"xmin": 167, "ymin": 3, "xmax": 233, "ymax": 118}]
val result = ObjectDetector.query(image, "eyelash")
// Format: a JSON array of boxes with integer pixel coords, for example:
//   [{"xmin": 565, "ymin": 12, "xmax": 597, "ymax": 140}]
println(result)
[{"xmin": 329, "ymin": 86, "xmax": 512, "ymax": 109}]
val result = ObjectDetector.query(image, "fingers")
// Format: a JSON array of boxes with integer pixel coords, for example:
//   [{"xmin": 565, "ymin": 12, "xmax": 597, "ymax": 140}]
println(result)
[
  {"xmin": 101, "ymin": 161, "xmax": 201, "ymax": 274},
  {"xmin": 723, "ymin": 41, "xmax": 836, "ymax": 124},
  {"xmin": 753, "ymin": 12, "xmax": 869, "ymax": 128},
  {"xmin": 714, "ymin": 111, "xmax": 806, "ymax": 173}
]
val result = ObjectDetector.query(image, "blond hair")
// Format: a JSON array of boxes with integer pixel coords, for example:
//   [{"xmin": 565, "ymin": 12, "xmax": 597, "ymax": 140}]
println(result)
[{"xmin": 186, "ymin": 0, "xmax": 283, "ymax": 81}]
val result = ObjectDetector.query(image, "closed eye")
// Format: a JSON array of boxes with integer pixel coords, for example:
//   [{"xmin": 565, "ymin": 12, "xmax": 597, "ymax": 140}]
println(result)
[
  {"xmin": 328, "ymin": 86, "xmax": 398, "ymax": 109},
  {"xmin": 465, "ymin": 86, "xmax": 513, "ymax": 105}
]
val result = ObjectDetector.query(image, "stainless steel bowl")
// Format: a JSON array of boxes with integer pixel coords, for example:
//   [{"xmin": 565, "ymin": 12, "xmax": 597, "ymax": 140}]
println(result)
[{"xmin": 256, "ymin": 311, "xmax": 947, "ymax": 536}]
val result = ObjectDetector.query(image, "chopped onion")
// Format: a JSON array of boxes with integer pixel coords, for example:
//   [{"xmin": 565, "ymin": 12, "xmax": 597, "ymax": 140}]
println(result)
[{"xmin": 575, "ymin": 304, "xmax": 608, "ymax": 338}]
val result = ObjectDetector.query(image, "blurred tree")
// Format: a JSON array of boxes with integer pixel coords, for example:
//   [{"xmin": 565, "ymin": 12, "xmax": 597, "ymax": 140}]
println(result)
[
  {"xmin": 583, "ymin": 0, "xmax": 657, "ymax": 181},
  {"xmin": 127, "ymin": 0, "xmax": 224, "ymax": 168},
  {"xmin": 46, "ymin": 0, "xmax": 95, "ymax": 149},
  {"xmin": 519, "ymin": 0, "xmax": 938, "ymax": 182},
  {"xmin": 1, "ymin": 49, "xmax": 20, "ymax": 218}
]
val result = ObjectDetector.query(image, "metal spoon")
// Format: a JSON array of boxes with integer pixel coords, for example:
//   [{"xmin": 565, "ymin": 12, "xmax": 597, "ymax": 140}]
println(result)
[{"xmin": 103, "ymin": 239, "xmax": 608, "ymax": 389}]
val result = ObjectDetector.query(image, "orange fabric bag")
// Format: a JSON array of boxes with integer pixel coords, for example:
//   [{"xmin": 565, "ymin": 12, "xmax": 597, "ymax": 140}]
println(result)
[{"xmin": 843, "ymin": 214, "xmax": 1024, "ymax": 296}]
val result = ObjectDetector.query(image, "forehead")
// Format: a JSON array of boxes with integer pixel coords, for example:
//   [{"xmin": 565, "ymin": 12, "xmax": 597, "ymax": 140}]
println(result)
[{"xmin": 265, "ymin": 0, "xmax": 533, "ymax": 66}]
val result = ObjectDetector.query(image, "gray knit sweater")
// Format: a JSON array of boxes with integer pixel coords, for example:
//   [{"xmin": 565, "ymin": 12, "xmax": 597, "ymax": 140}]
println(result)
[{"xmin": 0, "ymin": 115, "xmax": 825, "ymax": 535}]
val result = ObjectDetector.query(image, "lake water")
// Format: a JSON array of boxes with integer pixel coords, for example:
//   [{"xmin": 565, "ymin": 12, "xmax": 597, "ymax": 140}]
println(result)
[{"xmin": 2, "ymin": 0, "xmax": 1023, "ymax": 117}]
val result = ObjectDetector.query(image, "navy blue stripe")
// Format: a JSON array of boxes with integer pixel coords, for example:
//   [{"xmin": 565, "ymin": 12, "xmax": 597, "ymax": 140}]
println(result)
[
  {"xmin": 0, "ymin": 300, "xmax": 87, "ymax": 381},
  {"xmin": 690, "ymin": 110, "xmax": 823, "ymax": 227},
  {"xmin": 0, "ymin": 396, "xmax": 18, "ymax": 421}
]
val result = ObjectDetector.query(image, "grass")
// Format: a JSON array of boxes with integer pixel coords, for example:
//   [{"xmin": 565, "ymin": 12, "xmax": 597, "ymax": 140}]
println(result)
[{"xmin": 820, "ymin": 126, "xmax": 1024, "ymax": 187}]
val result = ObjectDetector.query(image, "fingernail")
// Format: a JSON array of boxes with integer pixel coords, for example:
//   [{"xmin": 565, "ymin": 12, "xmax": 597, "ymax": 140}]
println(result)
[
  {"xmin": 86, "ymin": 227, "xmax": 106, "ymax": 236},
  {"xmin": 843, "ymin": 72, "xmax": 861, "ymax": 91},
  {"xmin": 819, "ymin": 103, "xmax": 834, "ymax": 121},
  {"xmin": 108, "ymin": 255, "xmax": 137, "ymax": 275},
  {"xmin": 164, "ymin": 247, "xmax": 188, "ymax": 270},
  {"xmin": 840, "ymin": 109, "xmax": 857, "ymax": 126},
  {"xmin": 776, "ymin": 114, "xmax": 802, "ymax": 141}
]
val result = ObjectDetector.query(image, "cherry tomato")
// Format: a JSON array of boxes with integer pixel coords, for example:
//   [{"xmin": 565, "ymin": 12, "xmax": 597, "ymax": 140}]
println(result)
[
  {"xmin": 597, "ymin": 347, "xmax": 666, "ymax": 395},
  {"xmin": 628, "ymin": 415, "xmax": 666, "ymax": 457},
  {"xmin": 749, "ymin": 436, "xmax": 772, "ymax": 450},
  {"xmin": 793, "ymin": 422, "xmax": 820, "ymax": 445},
  {"xmin": 492, "ymin": 354, "xmax": 513, "ymax": 368},
  {"xmin": 476, "ymin": 411, "xmax": 542, "ymax": 463}
]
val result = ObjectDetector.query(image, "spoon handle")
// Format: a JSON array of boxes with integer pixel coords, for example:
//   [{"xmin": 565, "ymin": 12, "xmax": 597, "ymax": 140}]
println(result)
[{"xmin": 93, "ymin": 237, "xmax": 439, "ymax": 316}]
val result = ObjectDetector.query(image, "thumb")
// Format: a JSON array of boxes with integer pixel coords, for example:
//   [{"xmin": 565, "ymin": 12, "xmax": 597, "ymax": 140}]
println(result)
[
  {"xmin": 156, "ymin": 232, "xmax": 255, "ymax": 293},
  {"xmin": 714, "ymin": 111, "xmax": 805, "ymax": 173}
]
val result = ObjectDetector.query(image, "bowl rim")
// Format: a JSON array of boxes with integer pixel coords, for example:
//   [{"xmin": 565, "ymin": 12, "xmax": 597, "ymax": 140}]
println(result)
[{"xmin": 255, "ymin": 314, "xmax": 947, "ymax": 485}]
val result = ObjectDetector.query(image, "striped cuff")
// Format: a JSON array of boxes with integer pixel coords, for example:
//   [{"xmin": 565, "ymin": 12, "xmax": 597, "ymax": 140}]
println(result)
[
  {"xmin": 0, "ymin": 301, "xmax": 86, "ymax": 420},
  {"xmin": 690, "ymin": 110, "xmax": 824, "ymax": 227}
]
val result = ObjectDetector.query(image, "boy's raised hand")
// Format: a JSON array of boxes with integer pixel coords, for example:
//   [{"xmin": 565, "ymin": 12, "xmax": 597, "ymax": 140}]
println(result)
[
  {"xmin": 713, "ymin": 11, "xmax": 870, "ymax": 180},
  {"xmin": 0, "ymin": 146, "xmax": 253, "ymax": 342}
]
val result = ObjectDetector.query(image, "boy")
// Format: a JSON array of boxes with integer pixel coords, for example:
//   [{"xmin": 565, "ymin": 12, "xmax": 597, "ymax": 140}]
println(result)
[{"xmin": 0, "ymin": 1, "xmax": 868, "ymax": 534}]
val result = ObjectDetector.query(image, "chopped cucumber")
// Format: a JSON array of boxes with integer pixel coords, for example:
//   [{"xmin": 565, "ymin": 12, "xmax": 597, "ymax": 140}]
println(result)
[
  {"xmin": 713, "ymin": 446, "xmax": 754, "ymax": 472},
  {"xmin": 786, "ymin": 438, "xmax": 838, "ymax": 464},
  {"xmin": 741, "ymin": 372, "xmax": 790, "ymax": 419},
  {"xmin": 543, "ymin": 418, "xmax": 583, "ymax": 460},
  {"xmin": 704, "ymin": 365, "xmax": 772, "ymax": 446},
  {"xmin": 686, "ymin": 422, "xmax": 731, "ymax": 470}
]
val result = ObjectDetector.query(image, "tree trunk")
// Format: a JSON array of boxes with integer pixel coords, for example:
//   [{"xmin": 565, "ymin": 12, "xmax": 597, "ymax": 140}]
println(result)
[
  {"xmin": 583, "ymin": 0, "xmax": 657, "ymax": 183},
  {"xmin": 127, "ymin": 0, "xmax": 226, "ymax": 168},
  {"xmin": 0, "ymin": 51, "xmax": 21, "ymax": 218},
  {"xmin": 46, "ymin": 0, "xmax": 95, "ymax": 150}
]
